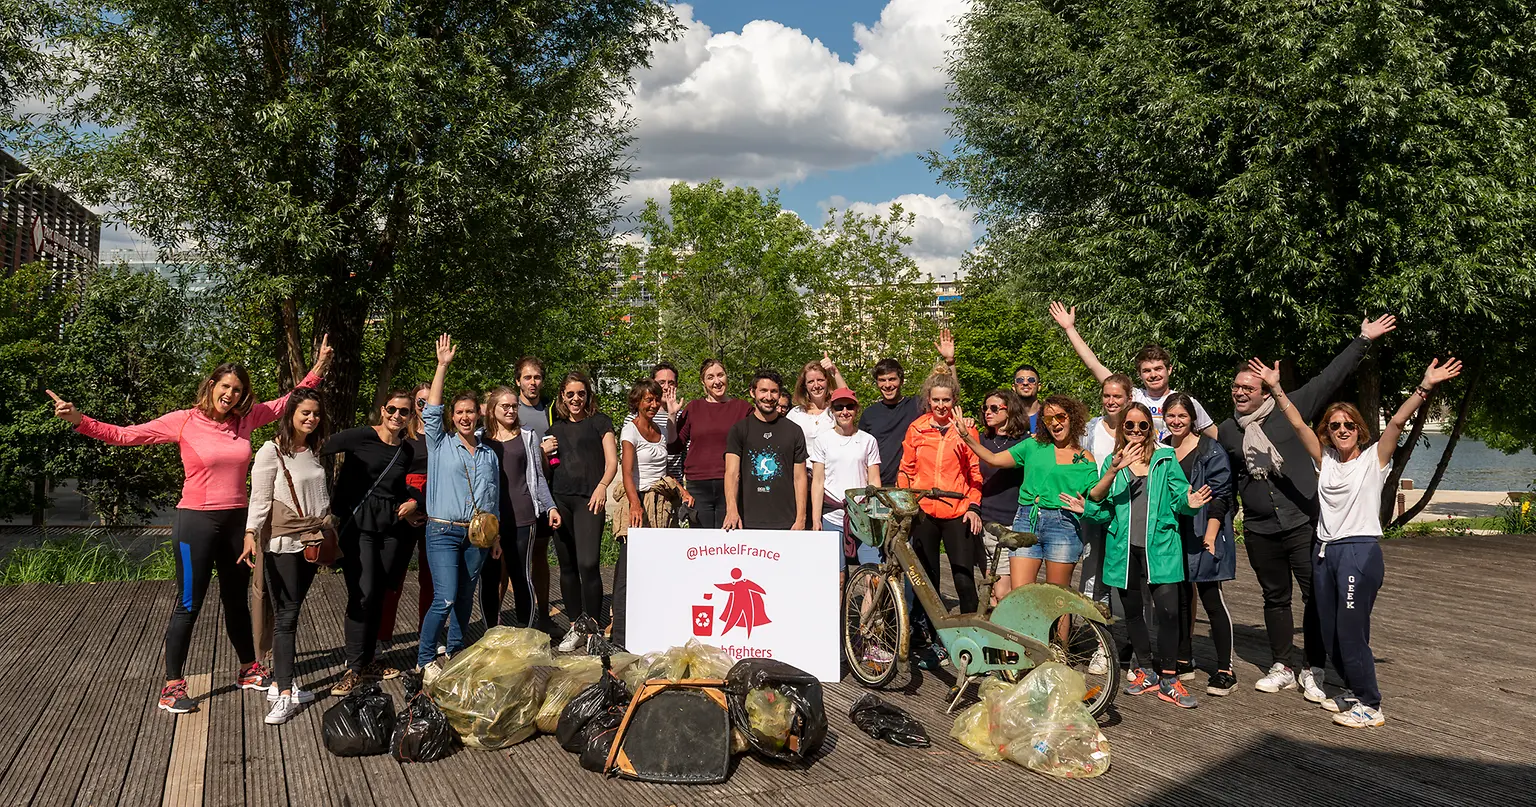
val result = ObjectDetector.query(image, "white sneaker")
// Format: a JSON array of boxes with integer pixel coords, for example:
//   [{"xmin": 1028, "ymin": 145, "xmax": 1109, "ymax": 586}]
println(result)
[
  {"xmin": 266, "ymin": 685, "xmax": 317, "ymax": 704},
  {"xmin": 1332, "ymin": 702, "xmax": 1385, "ymax": 728},
  {"xmin": 557, "ymin": 628, "xmax": 585, "ymax": 653},
  {"xmin": 1298, "ymin": 667, "xmax": 1327, "ymax": 703},
  {"xmin": 264, "ymin": 693, "xmax": 301, "ymax": 725},
  {"xmin": 1088, "ymin": 647, "xmax": 1109, "ymax": 676},
  {"xmin": 1254, "ymin": 662, "xmax": 1297, "ymax": 693},
  {"xmin": 421, "ymin": 659, "xmax": 445, "ymax": 687}
]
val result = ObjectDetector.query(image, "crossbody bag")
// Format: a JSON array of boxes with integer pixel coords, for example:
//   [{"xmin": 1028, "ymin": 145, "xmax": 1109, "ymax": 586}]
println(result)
[
  {"xmin": 272, "ymin": 451, "xmax": 343, "ymax": 566},
  {"xmin": 464, "ymin": 450, "xmax": 500, "ymax": 549}
]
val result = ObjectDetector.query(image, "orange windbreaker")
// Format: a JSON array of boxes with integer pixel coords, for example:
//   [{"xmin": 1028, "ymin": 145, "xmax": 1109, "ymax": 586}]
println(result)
[{"xmin": 897, "ymin": 412, "xmax": 983, "ymax": 519}]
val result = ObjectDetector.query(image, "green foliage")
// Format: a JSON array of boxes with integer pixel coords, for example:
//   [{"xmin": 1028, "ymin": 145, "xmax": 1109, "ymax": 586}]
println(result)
[
  {"xmin": 0, "ymin": 263, "xmax": 69, "ymax": 519},
  {"xmin": 1504, "ymin": 494, "xmax": 1535, "ymax": 535},
  {"xmin": 0, "ymin": 537, "xmax": 175, "ymax": 584},
  {"xmin": 933, "ymin": 0, "xmax": 1536, "ymax": 424}
]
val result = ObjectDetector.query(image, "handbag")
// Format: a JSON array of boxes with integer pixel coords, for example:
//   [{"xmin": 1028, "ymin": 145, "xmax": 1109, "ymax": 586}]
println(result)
[
  {"xmin": 273, "ymin": 451, "xmax": 342, "ymax": 566},
  {"xmin": 464, "ymin": 455, "xmax": 500, "ymax": 549}
]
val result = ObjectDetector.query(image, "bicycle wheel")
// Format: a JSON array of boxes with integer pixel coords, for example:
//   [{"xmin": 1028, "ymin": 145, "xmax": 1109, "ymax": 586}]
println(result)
[
  {"xmin": 1054, "ymin": 616, "xmax": 1120, "ymax": 719},
  {"xmin": 842, "ymin": 566, "xmax": 904, "ymax": 688}
]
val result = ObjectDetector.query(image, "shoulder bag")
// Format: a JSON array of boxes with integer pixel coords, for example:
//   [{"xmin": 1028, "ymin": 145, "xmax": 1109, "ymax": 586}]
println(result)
[
  {"xmin": 464, "ymin": 451, "xmax": 500, "ymax": 549},
  {"xmin": 272, "ymin": 451, "xmax": 343, "ymax": 566}
]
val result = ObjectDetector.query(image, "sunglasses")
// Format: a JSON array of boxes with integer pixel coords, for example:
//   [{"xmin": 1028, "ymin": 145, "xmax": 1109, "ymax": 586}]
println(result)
[
  {"xmin": 383, "ymin": 405, "xmax": 410, "ymax": 416},
  {"xmin": 1044, "ymin": 413, "xmax": 1068, "ymax": 424},
  {"xmin": 1014, "ymin": 376, "xmax": 1039, "ymax": 385},
  {"xmin": 416, "ymin": 398, "xmax": 427, "ymax": 409},
  {"xmin": 1328, "ymin": 421, "xmax": 1359, "ymax": 433},
  {"xmin": 1123, "ymin": 421, "xmax": 1150, "ymax": 434},
  {"xmin": 831, "ymin": 402, "xmax": 857, "ymax": 412},
  {"xmin": 984, "ymin": 404, "xmax": 1005, "ymax": 414},
  {"xmin": 562, "ymin": 390, "xmax": 588, "ymax": 398}
]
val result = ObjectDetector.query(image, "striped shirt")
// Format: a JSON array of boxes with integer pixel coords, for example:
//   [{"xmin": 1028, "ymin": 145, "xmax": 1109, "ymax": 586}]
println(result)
[{"xmin": 622, "ymin": 411, "xmax": 684, "ymax": 481}]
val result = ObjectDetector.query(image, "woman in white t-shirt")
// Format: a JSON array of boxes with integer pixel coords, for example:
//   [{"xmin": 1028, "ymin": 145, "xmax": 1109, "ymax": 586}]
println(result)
[
  {"xmin": 1250, "ymin": 355, "xmax": 1462, "ymax": 730},
  {"xmin": 810, "ymin": 388, "xmax": 882, "ymax": 567}
]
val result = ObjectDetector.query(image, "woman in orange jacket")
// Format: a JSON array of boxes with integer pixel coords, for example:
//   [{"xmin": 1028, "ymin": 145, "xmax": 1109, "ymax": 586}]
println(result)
[{"xmin": 899, "ymin": 374, "xmax": 984, "ymax": 621}]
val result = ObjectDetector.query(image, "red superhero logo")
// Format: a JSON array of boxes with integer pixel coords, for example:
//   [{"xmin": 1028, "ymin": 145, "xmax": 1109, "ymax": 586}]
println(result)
[{"xmin": 714, "ymin": 567, "xmax": 770, "ymax": 637}]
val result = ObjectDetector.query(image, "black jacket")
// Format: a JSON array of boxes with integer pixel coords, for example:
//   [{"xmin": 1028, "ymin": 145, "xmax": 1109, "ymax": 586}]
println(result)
[{"xmin": 1217, "ymin": 337, "xmax": 1370, "ymax": 534}]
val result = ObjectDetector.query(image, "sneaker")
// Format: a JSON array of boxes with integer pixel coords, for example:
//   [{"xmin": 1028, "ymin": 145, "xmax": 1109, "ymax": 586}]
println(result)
[
  {"xmin": 1205, "ymin": 671, "xmax": 1238, "ymax": 697},
  {"xmin": 1332, "ymin": 702, "xmax": 1385, "ymax": 728},
  {"xmin": 1088, "ymin": 647, "xmax": 1109, "ymax": 676},
  {"xmin": 264, "ymin": 692, "xmax": 302, "ymax": 725},
  {"xmin": 238, "ymin": 661, "xmax": 272, "ymax": 691},
  {"xmin": 421, "ymin": 659, "xmax": 446, "ymax": 687},
  {"xmin": 1125, "ymin": 668, "xmax": 1161, "ymax": 696},
  {"xmin": 158, "ymin": 680, "xmax": 197, "ymax": 714},
  {"xmin": 266, "ymin": 685, "xmax": 317, "ymax": 704},
  {"xmin": 361, "ymin": 661, "xmax": 400, "ymax": 681},
  {"xmin": 861, "ymin": 643, "xmax": 896, "ymax": 665},
  {"xmin": 1322, "ymin": 693, "xmax": 1360, "ymax": 714},
  {"xmin": 330, "ymin": 669, "xmax": 364, "ymax": 697},
  {"xmin": 1254, "ymin": 663, "xmax": 1297, "ymax": 693},
  {"xmin": 1298, "ymin": 666, "xmax": 1327, "ymax": 703},
  {"xmin": 557, "ymin": 617, "xmax": 597, "ymax": 653},
  {"xmin": 1157, "ymin": 677, "xmax": 1198, "ymax": 709},
  {"xmin": 1176, "ymin": 660, "xmax": 1197, "ymax": 681},
  {"xmin": 911, "ymin": 644, "xmax": 943, "ymax": 671}
]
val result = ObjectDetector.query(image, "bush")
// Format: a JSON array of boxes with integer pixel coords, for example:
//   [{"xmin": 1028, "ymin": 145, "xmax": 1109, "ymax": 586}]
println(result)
[{"xmin": 0, "ymin": 536, "xmax": 175, "ymax": 584}]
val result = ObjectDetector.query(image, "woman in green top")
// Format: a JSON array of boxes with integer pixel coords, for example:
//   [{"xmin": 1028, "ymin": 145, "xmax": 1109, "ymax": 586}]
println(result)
[
  {"xmin": 1075, "ymin": 402, "xmax": 1211, "ymax": 709},
  {"xmin": 962, "ymin": 394, "xmax": 1098, "ymax": 594}
]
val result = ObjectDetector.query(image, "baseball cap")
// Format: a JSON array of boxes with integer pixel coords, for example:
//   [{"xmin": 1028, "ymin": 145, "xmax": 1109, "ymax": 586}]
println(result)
[{"xmin": 830, "ymin": 388, "xmax": 858, "ymax": 405}]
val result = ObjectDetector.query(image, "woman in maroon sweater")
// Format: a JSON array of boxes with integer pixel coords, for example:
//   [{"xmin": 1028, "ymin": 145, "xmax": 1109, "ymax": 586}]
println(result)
[{"xmin": 671, "ymin": 359, "xmax": 752, "ymax": 529}]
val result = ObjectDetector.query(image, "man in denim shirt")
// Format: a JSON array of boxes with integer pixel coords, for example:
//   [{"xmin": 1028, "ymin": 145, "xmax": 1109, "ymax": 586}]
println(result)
[{"xmin": 416, "ymin": 334, "xmax": 501, "ymax": 676}]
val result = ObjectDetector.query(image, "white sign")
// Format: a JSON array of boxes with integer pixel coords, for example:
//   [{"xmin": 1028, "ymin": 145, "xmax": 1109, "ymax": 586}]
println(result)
[{"xmin": 626, "ymin": 528, "xmax": 841, "ymax": 682}]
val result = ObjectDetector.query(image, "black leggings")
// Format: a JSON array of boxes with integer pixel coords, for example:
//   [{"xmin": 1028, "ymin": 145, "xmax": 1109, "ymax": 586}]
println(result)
[
  {"xmin": 1178, "ymin": 580, "xmax": 1234, "ymax": 672},
  {"xmin": 1118, "ymin": 546, "xmax": 1180, "ymax": 673},
  {"xmin": 912, "ymin": 513, "xmax": 978, "ymax": 615},
  {"xmin": 340, "ymin": 526, "xmax": 408, "ymax": 672},
  {"xmin": 265, "ymin": 551, "xmax": 316, "ymax": 691},
  {"xmin": 687, "ymin": 479, "xmax": 727, "ymax": 530},
  {"xmin": 165, "ymin": 508, "xmax": 255, "ymax": 680},
  {"xmin": 553, "ymin": 493, "xmax": 606, "ymax": 624},
  {"xmin": 481, "ymin": 523, "xmax": 535, "ymax": 629}
]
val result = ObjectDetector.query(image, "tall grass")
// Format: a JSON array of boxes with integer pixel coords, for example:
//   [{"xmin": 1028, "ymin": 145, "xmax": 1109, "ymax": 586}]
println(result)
[{"xmin": 0, "ymin": 537, "xmax": 175, "ymax": 584}]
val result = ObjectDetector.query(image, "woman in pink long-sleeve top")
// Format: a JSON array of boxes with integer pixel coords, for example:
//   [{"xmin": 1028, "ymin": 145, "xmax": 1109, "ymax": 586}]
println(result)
[{"xmin": 49, "ymin": 338, "xmax": 332, "ymax": 715}]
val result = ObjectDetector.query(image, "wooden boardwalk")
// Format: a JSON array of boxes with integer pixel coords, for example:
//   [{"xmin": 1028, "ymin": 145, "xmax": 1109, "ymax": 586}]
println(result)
[{"xmin": 1, "ymin": 533, "xmax": 1532, "ymax": 807}]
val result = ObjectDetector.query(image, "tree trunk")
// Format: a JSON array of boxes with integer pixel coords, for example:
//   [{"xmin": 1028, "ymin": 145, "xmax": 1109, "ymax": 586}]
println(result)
[
  {"xmin": 1356, "ymin": 354, "xmax": 1381, "ymax": 435},
  {"xmin": 371, "ymin": 308, "xmax": 406, "ymax": 413},
  {"xmin": 279, "ymin": 297, "xmax": 306, "ymax": 389},
  {"xmin": 1379, "ymin": 400, "xmax": 1431, "ymax": 525},
  {"xmin": 1390, "ymin": 361, "xmax": 1484, "ymax": 528}
]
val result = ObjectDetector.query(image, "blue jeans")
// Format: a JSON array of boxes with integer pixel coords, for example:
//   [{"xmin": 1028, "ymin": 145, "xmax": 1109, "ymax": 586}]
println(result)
[
  {"xmin": 1011, "ymin": 504, "xmax": 1083, "ymax": 563},
  {"xmin": 417, "ymin": 521, "xmax": 489, "ymax": 668}
]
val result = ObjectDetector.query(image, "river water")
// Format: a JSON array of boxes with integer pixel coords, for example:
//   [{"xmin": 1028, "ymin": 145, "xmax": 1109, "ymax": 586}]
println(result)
[{"xmin": 1399, "ymin": 433, "xmax": 1536, "ymax": 492}]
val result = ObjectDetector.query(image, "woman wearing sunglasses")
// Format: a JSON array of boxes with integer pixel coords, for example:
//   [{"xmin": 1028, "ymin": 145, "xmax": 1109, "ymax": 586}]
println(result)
[
  {"xmin": 1249, "ymin": 355, "xmax": 1461, "ymax": 728},
  {"xmin": 1077, "ymin": 402, "xmax": 1211, "ymax": 709},
  {"xmin": 547, "ymin": 371, "xmax": 617, "ymax": 650},
  {"xmin": 377, "ymin": 383, "xmax": 431, "ymax": 650},
  {"xmin": 971, "ymin": 389, "xmax": 1030, "ymax": 600},
  {"xmin": 320, "ymin": 388, "xmax": 421, "ymax": 696}
]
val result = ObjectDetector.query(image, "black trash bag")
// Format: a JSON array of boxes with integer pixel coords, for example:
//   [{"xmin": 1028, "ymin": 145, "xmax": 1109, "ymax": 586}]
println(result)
[
  {"xmin": 323, "ymin": 684, "xmax": 394, "ymax": 757},
  {"xmin": 724, "ymin": 658, "xmax": 827, "ymax": 763},
  {"xmin": 556, "ymin": 668, "xmax": 631, "ymax": 753},
  {"xmin": 578, "ymin": 711, "xmax": 625, "ymax": 773},
  {"xmin": 391, "ymin": 691, "xmax": 459, "ymax": 763},
  {"xmin": 849, "ymin": 694, "xmax": 931, "ymax": 748}
]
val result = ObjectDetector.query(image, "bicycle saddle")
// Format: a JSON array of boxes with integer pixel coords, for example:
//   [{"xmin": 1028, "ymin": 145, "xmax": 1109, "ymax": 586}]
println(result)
[{"xmin": 982, "ymin": 521, "xmax": 1037, "ymax": 549}]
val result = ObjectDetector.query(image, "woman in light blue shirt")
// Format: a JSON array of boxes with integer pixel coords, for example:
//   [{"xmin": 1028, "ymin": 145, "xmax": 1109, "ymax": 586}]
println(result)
[{"xmin": 416, "ymin": 334, "xmax": 501, "ymax": 675}]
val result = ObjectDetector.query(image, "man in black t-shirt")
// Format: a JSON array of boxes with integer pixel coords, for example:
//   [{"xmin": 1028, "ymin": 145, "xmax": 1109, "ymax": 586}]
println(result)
[{"xmin": 724, "ymin": 370, "xmax": 807, "ymax": 530}]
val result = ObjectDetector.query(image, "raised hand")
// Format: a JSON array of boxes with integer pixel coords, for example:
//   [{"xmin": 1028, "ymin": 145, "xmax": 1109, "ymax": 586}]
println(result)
[
  {"xmin": 1360, "ymin": 314, "xmax": 1397, "ymax": 341},
  {"xmin": 1246, "ymin": 358, "xmax": 1282, "ymax": 391},
  {"xmin": 1049, "ymin": 301, "xmax": 1077, "ymax": 331},
  {"xmin": 1110, "ymin": 448, "xmax": 1136, "ymax": 472},
  {"xmin": 311, "ymin": 333, "xmax": 334, "ymax": 375},
  {"xmin": 960, "ymin": 416, "xmax": 978, "ymax": 433},
  {"xmin": 661, "ymin": 385, "xmax": 680, "ymax": 415},
  {"xmin": 819, "ymin": 350, "xmax": 837, "ymax": 374},
  {"xmin": 934, "ymin": 328, "xmax": 955, "ymax": 364},
  {"xmin": 1058, "ymin": 492, "xmax": 1086, "ymax": 514},
  {"xmin": 435, "ymin": 334, "xmax": 456, "ymax": 366},
  {"xmin": 1187, "ymin": 484, "xmax": 1213, "ymax": 510},
  {"xmin": 1421, "ymin": 357, "xmax": 1463, "ymax": 388},
  {"xmin": 46, "ymin": 389, "xmax": 83, "ymax": 426}
]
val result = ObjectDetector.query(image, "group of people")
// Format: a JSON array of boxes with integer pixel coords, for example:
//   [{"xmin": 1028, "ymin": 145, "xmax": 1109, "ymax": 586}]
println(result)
[{"xmin": 47, "ymin": 302, "xmax": 1454, "ymax": 733}]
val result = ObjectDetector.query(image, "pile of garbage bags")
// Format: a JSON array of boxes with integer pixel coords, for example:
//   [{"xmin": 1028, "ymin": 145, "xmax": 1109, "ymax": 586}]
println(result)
[{"xmin": 950, "ymin": 662, "xmax": 1111, "ymax": 778}]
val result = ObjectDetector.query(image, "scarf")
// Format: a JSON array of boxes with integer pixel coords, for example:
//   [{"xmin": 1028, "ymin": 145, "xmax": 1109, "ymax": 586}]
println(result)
[{"xmin": 1237, "ymin": 397, "xmax": 1284, "ymax": 479}]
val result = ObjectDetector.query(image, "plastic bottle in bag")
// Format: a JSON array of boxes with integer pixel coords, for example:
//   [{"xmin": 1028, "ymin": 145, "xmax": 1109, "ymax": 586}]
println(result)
[
  {"xmin": 987, "ymin": 662, "xmax": 1110, "ymax": 778},
  {"xmin": 428, "ymin": 626, "xmax": 554, "ymax": 750}
]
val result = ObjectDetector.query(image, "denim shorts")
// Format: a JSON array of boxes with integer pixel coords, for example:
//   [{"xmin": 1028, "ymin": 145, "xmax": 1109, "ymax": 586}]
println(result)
[
  {"xmin": 826, "ymin": 514, "xmax": 880, "ymax": 568},
  {"xmin": 1011, "ymin": 505, "xmax": 1084, "ymax": 564}
]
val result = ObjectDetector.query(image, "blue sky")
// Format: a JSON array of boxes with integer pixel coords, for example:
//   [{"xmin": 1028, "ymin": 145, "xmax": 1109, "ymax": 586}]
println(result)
[{"xmin": 623, "ymin": 0, "xmax": 976, "ymax": 279}]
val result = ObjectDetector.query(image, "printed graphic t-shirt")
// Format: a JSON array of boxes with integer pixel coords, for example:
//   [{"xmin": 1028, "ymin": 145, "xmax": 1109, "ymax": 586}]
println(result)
[
  {"xmin": 726, "ymin": 415, "xmax": 808, "ymax": 530},
  {"xmin": 1133, "ymin": 388, "xmax": 1213, "ymax": 443}
]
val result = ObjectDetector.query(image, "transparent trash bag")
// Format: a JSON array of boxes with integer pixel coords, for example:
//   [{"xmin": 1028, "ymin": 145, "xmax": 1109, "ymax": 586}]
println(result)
[
  {"xmin": 950, "ymin": 678, "xmax": 1010, "ymax": 761},
  {"xmin": 640, "ymin": 638, "xmax": 734, "ymax": 681},
  {"xmin": 986, "ymin": 662, "xmax": 1110, "ymax": 778},
  {"xmin": 427, "ymin": 626, "xmax": 553, "ymax": 750},
  {"xmin": 745, "ymin": 688, "xmax": 793, "ymax": 751},
  {"xmin": 535, "ymin": 655, "xmax": 605, "ymax": 734}
]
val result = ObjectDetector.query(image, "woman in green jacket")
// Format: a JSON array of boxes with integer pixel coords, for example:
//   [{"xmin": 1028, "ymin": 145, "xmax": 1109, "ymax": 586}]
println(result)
[{"xmin": 1074, "ymin": 402, "xmax": 1210, "ymax": 709}]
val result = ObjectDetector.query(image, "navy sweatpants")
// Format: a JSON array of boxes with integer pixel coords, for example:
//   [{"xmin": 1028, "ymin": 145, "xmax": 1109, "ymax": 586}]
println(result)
[{"xmin": 1313, "ymin": 537, "xmax": 1385, "ymax": 708}]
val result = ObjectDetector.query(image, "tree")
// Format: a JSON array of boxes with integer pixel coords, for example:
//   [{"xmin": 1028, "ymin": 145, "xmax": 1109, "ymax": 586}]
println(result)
[
  {"xmin": 0, "ymin": 263, "xmax": 68, "ymax": 521},
  {"xmin": 30, "ymin": 0, "xmax": 676, "ymax": 428},
  {"xmin": 934, "ymin": 0, "xmax": 1536, "ymax": 524}
]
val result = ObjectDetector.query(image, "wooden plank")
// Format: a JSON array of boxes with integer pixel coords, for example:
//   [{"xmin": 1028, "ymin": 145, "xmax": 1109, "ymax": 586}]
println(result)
[
  {"xmin": 125, "ymin": 581, "xmax": 221, "ymax": 807},
  {"xmin": 160, "ymin": 672, "xmax": 211, "ymax": 807}
]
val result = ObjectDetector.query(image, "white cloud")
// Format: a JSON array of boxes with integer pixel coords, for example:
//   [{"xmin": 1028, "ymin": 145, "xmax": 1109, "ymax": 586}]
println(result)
[
  {"xmin": 835, "ymin": 192, "xmax": 977, "ymax": 280},
  {"xmin": 626, "ymin": 0, "xmax": 969, "ymax": 190}
]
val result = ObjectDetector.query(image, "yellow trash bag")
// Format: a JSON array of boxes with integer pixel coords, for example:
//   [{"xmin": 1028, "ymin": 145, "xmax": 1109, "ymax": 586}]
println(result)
[
  {"xmin": 640, "ymin": 638, "xmax": 734, "ymax": 681},
  {"xmin": 986, "ymin": 662, "xmax": 1110, "ymax": 778},
  {"xmin": 428, "ymin": 626, "xmax": 553, "ymax": 750},
  {"xmin": 534, "ymin": 655, "xmax": 606, "ymax": 734},
  {"xmin": 950, "ymin": 678, "xmax": 1010, "ymax": 761},
  {"xmin": 745, "ymin": 688, "xmax": 794, "ymax": 751}
]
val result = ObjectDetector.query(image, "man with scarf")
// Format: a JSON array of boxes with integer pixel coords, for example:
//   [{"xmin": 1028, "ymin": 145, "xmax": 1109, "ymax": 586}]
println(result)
[{"xmin": 1218, "ymin": 315, "xmax": 1396, "ymax": 699}]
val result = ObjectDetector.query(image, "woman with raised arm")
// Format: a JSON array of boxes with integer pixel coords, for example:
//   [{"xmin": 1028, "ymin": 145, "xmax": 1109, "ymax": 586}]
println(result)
[
  {"xmin": 1249, "ymin": 356, "xmax": 1461, "ymax": 728},
  {"xmin": 672, "ymin": 359, "xmax": 753, "ymax": 529},
  {"xmin": 481, "ymin": 386, "xmax": 562, "ymax": 630},
  {"xmin": 48, "ymin": 338, "xmax": 332, "ymax": 714},
  {"xmin": 547, "ymin": 371, "xmax": 618, "ymax": 651},
  {"xmin": 1077, "ymin": 402, "xmax": 1210, "ymax": 710},
  {"xmin": 970, "ymin": 389, "xmax": 1029, "ymax": 601},
  {"xmin": 319, "ymin": 388, "xmax": 420, "ymax": 696},
  {"xmin": 241, "ymin": 388, "xmax": 329, "ymax": 724},
  {"xmin": 415, "ymin": 335, "xmax": 501, "ymax": 679},
  {"xmin": 1165, "ymin": 393, "xmax": 1239, "ymax": 696}
]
